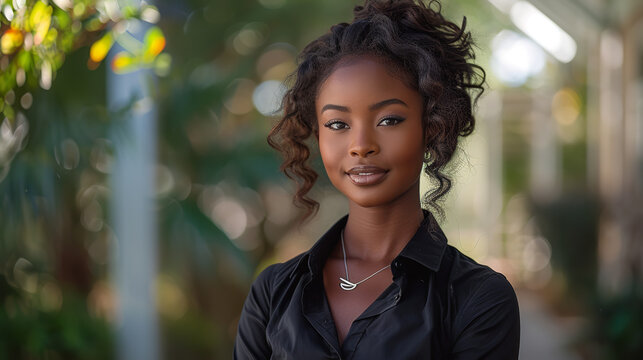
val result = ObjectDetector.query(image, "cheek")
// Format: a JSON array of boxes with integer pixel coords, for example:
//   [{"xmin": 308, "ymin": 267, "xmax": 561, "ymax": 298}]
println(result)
[
  {"xmin": 398, "ymin": 147, "xmax": 425, "ymax": 173},
  {"xmin": 318, "ymin": 136, "xmax": 342, "ymax": 172},
  {"xmin": 391, "ymin": 135, "xmax": 426, "ymax": 177}
]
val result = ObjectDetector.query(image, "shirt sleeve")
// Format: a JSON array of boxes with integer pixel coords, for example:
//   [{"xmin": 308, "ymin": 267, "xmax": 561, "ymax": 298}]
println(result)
[
  {"xmin": 234, "ymin": 264, "xmax": 277, "ymax": 360},
  {"xmin": 451, "ymin": 273, "xmax": 521, "ymax": 360}
]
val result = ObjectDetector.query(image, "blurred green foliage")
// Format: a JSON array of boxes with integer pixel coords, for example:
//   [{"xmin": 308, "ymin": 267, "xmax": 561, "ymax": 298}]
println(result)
[
  {"xmin": 0, "ymin": 278, "xmax": 113, "ymax": 360},
  {"xmin": 531, "ymin": 192, "xmax": 599, "ymax": 301},
  {"xmin": 0, "ymin": 0, "xmax": 167, "ymax": 121},
  {"xmin": 586, "ymin": 286, "xmax": 643, "ymax": 360},
  {"xmin": 1, "ymin": 0, "xmax": 373, "ymax": 357},
  {"xmin": 1, "ymin": 0, "xmax": 167, "ymax": 358}
]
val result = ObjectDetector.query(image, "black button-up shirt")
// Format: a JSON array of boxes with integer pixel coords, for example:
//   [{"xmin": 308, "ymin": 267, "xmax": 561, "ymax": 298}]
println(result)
[{"xmin": 235, "ymin": 212, "xmax": 520, "ymax": 359}]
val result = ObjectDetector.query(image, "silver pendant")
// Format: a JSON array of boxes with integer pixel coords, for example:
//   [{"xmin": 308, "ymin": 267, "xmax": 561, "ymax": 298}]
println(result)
[{"xmin": 340, "ymin": 277, "xmax": 357, "ymax": 291}]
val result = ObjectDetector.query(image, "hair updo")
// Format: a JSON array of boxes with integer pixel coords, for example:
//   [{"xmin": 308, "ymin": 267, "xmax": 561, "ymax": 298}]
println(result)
[{"xmin": 267, "ymin": 0, "xmax": 485, "ymax": 220}]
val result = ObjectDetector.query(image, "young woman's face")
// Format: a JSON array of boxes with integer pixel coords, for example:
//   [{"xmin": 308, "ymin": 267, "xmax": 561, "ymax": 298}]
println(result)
[{"xmin": 315, "ymin": 56, "xmax": 426, "ymax": 208}]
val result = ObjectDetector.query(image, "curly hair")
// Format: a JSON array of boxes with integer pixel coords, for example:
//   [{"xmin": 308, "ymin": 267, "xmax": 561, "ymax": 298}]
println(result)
[{"xmin": 267, "ymin": 0, "xmax": 485, "ymax": 220}]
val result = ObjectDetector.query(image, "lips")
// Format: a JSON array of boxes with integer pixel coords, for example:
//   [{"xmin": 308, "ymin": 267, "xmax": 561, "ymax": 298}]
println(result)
[{"xmin": 345, "ymin": 166, "xmax": 388, "ymax": 186}]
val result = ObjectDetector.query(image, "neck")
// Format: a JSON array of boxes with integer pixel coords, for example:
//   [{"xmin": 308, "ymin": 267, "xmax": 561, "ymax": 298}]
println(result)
[{"xmin": 343, "ymin": 187, "xmax": 424, "ymax": 263}]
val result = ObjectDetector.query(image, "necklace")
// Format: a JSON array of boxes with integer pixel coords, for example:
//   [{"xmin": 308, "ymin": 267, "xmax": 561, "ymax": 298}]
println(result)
[{"xmin": 339, "ymin": 230, "xmax": 391, "ymax": 291}]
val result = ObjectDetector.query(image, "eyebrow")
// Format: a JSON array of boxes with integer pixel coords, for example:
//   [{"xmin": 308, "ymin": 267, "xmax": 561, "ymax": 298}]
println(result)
[
  {"xmin": 320, "ymin": 98, "xmax": 408, "ymax": 114},
  {"xmin": 320, "ymin": 104, "xmax": 350, "ymax": 113}
]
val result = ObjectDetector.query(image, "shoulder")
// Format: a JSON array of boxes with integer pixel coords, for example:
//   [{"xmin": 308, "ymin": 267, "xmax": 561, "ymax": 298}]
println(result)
[
  {"xmin": 441, "ymin": 245, "xmax": 516, "ymax": 302},
  {"xmin": 440, "ymin": 247, "xmax": 520, "ymax": 358},
  {"xmin": 441, "ymin": 246, "xmax": 520, "ymax": 341},
  {"xmin": 443, "ymin": 245, "xmax": 498, "ymax": 283},
  {"xmin": 241, "ymin": 252, "xmax": 308, "ymax": 323},
  {"xmin": 237, "ymin": 253, "xmax": 309, "ymax": 359},
  {"xmin": 249, "ymin": 252, "xmax": 308, "ymax": 295}
]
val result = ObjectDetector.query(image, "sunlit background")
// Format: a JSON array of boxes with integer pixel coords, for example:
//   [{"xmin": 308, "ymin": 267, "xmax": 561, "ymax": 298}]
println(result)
[{"xmin": 1, "ymin": 0, "xmax": 642, "ymax": 359}]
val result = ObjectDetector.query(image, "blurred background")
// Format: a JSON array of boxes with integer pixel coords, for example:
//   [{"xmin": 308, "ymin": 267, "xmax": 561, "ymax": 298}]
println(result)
[{"xmin": 1, "ymin": 0, "xmax": 642, "ymax": 359}]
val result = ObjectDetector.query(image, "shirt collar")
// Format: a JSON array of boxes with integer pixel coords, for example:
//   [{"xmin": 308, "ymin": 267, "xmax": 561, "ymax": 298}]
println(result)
[
  {"xmin": 289, "ymin": 210, "xmax": 447, "ymax": 278},
  {"xmin": 397, "ymin": 210, "xmax": 448, "ymax": 272}
]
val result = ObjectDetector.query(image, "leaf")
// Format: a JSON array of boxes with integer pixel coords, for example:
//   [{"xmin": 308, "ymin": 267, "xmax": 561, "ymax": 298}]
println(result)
[
  {"xmin": 154, "ymin": 53, "xmax": 172, "ymax": 77},
  {"xmin": 54, "ymin": 8, "xmax": 72, "ymax": 29},
  {"xmin": 45, "ymin": 28, "xmax": 58, "ymax": 44},
  {"xmin": 142, "ymin": 26, "xmax": 165, "ymax": 62},
  {"xmin": 110, "ymin": 51, "xmax": 137, "ymax": 73},
  {"xmin": 121, "ymin": 5, "xmax": 138, "ymax": 19},
  {"xmin": 89, "ymin": 32, "xmax": 114, "ymax": 63},
  {"xmin": 0, "ymin": 28, "xmax": 24, "ymax": 55},
  {"xmin": 29, "ymin": 2, "xmax": 53, "ymax": 46},
  {"xmin": 17, "ymin": 50, "xmax": 33, "ymax": 71}
]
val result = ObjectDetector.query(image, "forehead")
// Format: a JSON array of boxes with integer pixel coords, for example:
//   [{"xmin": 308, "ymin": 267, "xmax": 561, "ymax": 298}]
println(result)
[{"xmin": 316, "ymin": 56, "xmax": 420, "ymax": 108}]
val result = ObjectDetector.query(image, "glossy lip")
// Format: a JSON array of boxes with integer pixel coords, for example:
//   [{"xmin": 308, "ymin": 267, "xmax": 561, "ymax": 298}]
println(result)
[{"xmin": 345, "ymin": 166, "xmax": 388, "ymax": 186}]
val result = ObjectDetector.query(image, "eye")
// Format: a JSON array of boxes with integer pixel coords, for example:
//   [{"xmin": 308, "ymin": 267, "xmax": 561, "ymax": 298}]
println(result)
[
  {"xmin": 378, "ymin": 116, "xmax": 405, "ymax": 126},
  {"xmin": 323, "ymin": 120, "xmax": 349, "ymax": 130}
]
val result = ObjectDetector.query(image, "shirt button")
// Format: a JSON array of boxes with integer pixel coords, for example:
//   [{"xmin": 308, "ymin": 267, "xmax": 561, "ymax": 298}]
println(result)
[
  {"xmin": 394, "ymin": 294, "xmax": 400, "ymax": 301},
  {"xmin": 393, "ymin": 260, "xmax": 401, "ymax": 268}
]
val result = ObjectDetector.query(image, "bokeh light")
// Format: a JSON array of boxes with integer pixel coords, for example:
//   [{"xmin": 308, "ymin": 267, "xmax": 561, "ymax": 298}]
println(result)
[
  {"xmin": 232, "ymin": 23, "xmax": 266, "ymax": 55},
  {"xmin": 224, "ymin": 78, "xmax": 256, "ymax": 115},
  {"xmin": 488, "ymin": 0, "xmax": 577, "ymax": 63},
  {"xmin": 509, "ymin": 1, "xmax": 577, "ymax": 63},
  {"xmin": 252, "ymin": 80, "xmax": 286, "ymax": 116},
  {"xmin": 491, "ymin": 30, "xmax": 545, "ymax": 87},
  {"xmin": 211, "ymin": 198, "xmax": 247, "ymax": 240},
  {"xmin": 156, "ymin": 274, "xmax": 188, "ymax": 320}
]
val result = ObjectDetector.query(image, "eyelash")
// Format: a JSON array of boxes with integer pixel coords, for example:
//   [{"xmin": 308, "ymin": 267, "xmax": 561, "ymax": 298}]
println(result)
[
  {"xmin": 323, "ymin": 116, "xmax": 405, "ymax": 130},
  {"xmin": 378, "ymin": 116, "xmax": 405, "ymax": 126}
]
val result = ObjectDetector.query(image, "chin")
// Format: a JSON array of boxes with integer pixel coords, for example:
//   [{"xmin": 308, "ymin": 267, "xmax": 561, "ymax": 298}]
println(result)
[
  {"xmin": 341, "ymin": 182, "xmax": 421, "ymax": 209},
  {"xmin": 344, "ymin": 191, "xmax": 406, "ymax": 209}
]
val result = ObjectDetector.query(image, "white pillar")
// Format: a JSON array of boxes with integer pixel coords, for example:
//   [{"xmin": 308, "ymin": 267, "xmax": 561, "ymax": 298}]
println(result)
[
  {"xmin": 596, "ymin": 29, "xmax": 626, "ymax": 295},
  {"xmin": 108, "ymin": 4, "xmax": 159, "ymax": 359},
  {"xmin": 479, "ymin": 91, "xmax": 504, "ymax": 257},
  {"xmin": 530, "ymin": 89, "xmax": 560, "ymax": 202}
]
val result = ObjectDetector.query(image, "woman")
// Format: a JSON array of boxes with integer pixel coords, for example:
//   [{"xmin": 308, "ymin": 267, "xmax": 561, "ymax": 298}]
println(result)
[{"xmin": 235, "ymin": 0, "xmax": 520, "ymax": 358}]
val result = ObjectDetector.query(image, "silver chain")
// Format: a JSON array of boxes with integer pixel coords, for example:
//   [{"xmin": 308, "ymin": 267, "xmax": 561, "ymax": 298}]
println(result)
[{"xmin": 339, "ymin": 230, "xmax": 391, "ymax": 291}]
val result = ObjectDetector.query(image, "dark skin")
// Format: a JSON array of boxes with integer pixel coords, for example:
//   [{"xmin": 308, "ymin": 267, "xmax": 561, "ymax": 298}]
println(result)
[{"xmin": 316, "ymin": 56, "xmax": 427, "ymax": 345}]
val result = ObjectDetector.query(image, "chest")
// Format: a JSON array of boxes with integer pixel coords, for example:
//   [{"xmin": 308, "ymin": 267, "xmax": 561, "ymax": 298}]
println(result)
[
  {"xmin": 322, "ymin": 258, "xmax": 395, "ymax": 345},
  {"xmin": 266, "ymin": 271, "xmax": 450, "ymax": 359}
]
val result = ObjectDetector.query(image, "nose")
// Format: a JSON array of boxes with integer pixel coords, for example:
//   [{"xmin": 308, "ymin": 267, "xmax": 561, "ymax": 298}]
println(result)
[{"xmin": 349, "ymin": 126, "xmax": 379, "ymax": 158}]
